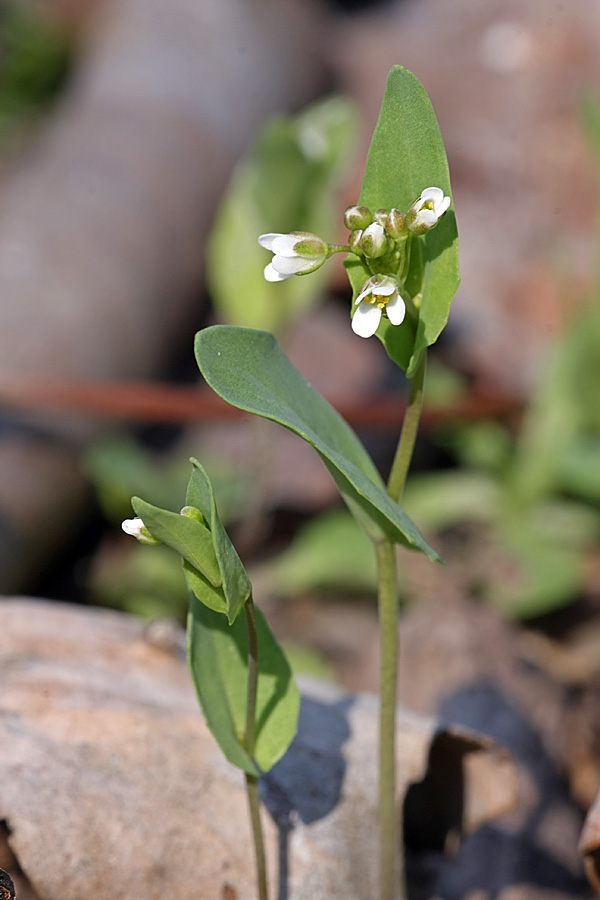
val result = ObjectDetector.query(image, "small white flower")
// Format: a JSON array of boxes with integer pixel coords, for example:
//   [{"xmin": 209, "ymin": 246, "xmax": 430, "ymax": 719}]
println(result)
[
  {"xmin": 351, "ymin": 275, "xmax": 405, "ymax": 339},
  {"xmin": 258, "ymin": 231, "xmax": 328, "ymax": 282},
  {"xmin": 408, "ymin": 187, "xmax": 451, "ymax": 234},
  {"xmin": 121, "ymin": 517, "xmax": 161, "ymax": 545}
]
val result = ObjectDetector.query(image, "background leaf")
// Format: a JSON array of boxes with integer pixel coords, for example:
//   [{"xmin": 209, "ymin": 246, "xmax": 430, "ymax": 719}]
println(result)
[
  {"xmin": 345, "ymin": 66, "xmax": 459, "ymax": 375},
  {"xmin": 207, "ymin": 96, "xmax": 358, "ymax": 335},
  {"xmin": 267, "ymin": 508, "xmax": 378, "ymax": 596},
  {"xmin": 195, "ymin": 325, "xmax": 439, "ymax": 559},
  {"xmin": 188, "ymin": 596, "xmax": 300, "ymax": 773}
]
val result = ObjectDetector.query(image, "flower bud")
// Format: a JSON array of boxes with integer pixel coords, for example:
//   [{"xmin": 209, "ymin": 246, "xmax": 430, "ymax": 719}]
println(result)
[
  {"xmin": 348, "ymin": 229, "xmax": 363, "ymax": 253},
  {"xmin": 373, "ymin": 208, "xmax": 390, "ymax": 226},
  {"xmin": 344, "ymin": 205, "xmax": 372, "ymax": 231},
  {"xmin": 180, "ymin": 505, "xmax": 207, "ymax": 527},
  {"xmin": 385, "ymin": 209, "xmax": 408, "ymax": 239},
  {"xmin": 121, "ymin": 517, "xmax": 161, "ymax": 545},
  {"xmin": 360, "ymin": 222, "xmax": 389, "ymax": 259}
]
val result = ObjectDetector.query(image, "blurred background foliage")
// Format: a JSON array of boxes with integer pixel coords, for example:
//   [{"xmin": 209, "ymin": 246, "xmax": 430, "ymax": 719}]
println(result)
[
  {"xmin": 77, "ymin": 92, "xmax": 600, "ymax": 632},
  {"xmin": 3, "ymin": 0, "xmax": 600, "ymax": 667},
  {"xmin": 0, "ymin": 0, "xmax": 71, "ymax": 140}
]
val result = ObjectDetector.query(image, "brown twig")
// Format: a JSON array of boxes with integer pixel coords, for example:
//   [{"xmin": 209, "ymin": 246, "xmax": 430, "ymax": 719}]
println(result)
[{"xmin": 0, "ymin": 380, "xmax": 521, "ymax": 430}]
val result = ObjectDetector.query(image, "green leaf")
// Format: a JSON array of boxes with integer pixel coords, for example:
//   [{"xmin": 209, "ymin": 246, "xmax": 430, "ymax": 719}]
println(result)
[
  {"xmin": 188, "ymin": 595, "xmax": 300, "ymax": 773},
  {"xmin": 346, "ymin": 66, "xmax": 459, "ymax": 375},
  {"xmin": 186, "ymin": 459, "xmax": 251, "ymax": 623},
  {"xmin": 131, "ymin": 497, "xmax": 222, "ymax": 587},
  {"xmin": 195, "ymin": 325, "xmax": 440, "ymax": 560},
  {"xmin": 207, "ymin": 96, "xmax": 358, "ymax": 334}
]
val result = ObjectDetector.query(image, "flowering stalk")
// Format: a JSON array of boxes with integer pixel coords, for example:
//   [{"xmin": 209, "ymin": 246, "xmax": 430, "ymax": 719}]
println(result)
[
  {"xmin": 377, "ymin": 350, "xmax": 427, "ymax": 900},
  {"xmin": 258, "ymin": 181, "xmax": 450, "ymax": 900}
]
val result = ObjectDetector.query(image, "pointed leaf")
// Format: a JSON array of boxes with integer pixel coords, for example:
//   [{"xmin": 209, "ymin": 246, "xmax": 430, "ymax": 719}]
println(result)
[
  {"xmin": 131, "ymin": 497, "xmax": 222, "ymax": 586},
  {"xmin": 186, "ymin": 459, "xmax": 251, "ymax": 623},
  {"xmin": 346, "ymin": 66, "xmax": 459, "ymax": 375},
  {"xmin": 188, "ymin": 595, "xmax": 300, "ymax": 773},
  {"xmin": 195, "ymin": 325, "xmax": 440, "ymax": 560}
]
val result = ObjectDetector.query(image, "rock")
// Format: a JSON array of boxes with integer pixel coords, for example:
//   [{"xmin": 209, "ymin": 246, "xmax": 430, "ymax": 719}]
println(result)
[{"xmin": 0, "ymin": 598, "xmax": 516, "ymax": 900}]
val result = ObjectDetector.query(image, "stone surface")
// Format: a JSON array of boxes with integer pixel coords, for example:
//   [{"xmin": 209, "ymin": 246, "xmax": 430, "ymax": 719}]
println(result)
[{"xmin": 0, "ymin": 598, "xmax": 516, "ymax": 900}]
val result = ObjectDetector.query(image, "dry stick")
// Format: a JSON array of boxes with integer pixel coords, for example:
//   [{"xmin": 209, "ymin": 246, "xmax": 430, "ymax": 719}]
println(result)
[
  {"xmin": 377, "ymin": 351, "xmax": 427, "ymax": 900},
  {"xmin": 243, "ymin": 598, "xmax": 269, "ymax": 900}
]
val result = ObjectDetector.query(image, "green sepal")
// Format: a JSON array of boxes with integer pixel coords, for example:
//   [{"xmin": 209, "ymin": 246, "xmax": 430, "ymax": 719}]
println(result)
[{"xmin": 188, "ymin": 596, "xmax": 300, "ymax": 774}]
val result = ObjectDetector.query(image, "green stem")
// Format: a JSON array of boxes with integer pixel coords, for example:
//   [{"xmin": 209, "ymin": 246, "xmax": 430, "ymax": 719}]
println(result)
[
  {"xmin": 376, "ymin": 538, "xmax": 401, "ymax": 900},
  {"xmin": 377, "ymin": 350, "xmax": 427, "ymax": 900},
  {"xmin": 326, "ymin": 243, "xmax": 351, "ymax": 256},
  {"xmin": 243, "ymin": 598, "xmax": 269, "ymax": 900},
  {"xmin": 387, "ymin": 352, "xmax": 427, "ymax": 504}
]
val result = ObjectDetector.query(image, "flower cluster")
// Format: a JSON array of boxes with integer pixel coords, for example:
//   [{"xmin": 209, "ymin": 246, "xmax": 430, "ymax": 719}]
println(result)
[{"xmin": 257, "ymin": 186, "xmax": 450, "ymax": 339}]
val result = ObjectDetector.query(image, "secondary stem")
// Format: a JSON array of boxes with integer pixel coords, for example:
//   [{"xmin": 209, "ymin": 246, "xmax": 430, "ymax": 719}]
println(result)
[
  {"xmin": 243, "ymin": 597, "xmax": 269, "ymax": 900},
  {"xmin": 377, "ymin": 350, "xmax": 427, "ymax": 900}
]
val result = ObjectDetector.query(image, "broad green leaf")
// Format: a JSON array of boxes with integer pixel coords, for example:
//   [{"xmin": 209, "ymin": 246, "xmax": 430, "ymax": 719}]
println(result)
[
  {"xmin": 208, "ymin": 96, "xmax": 358, "ymax": 334},
  {"xmin": 186, "ymin": 459, "xmax": 251, "ymax": 623},
  {"xmin": 188, "ymin": 595, "xmax": 300, "ymax": 774},
  {"xmin": 345, "ymin": 66, "xmax": 459, "ymax": 375},
  {"xmin": 195, "ymin": 325, "xmax": 440, "ymax": 560},
  {"xmin": 131, "ymin": 497, "xmax": 222, "ymax": 586}
]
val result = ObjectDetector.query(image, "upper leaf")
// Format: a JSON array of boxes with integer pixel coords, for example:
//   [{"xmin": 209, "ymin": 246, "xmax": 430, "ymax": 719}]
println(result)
[
  {"xmin": 195, "ymin": 325, "xmax": 440, "ymax": 560},
  {"xmin": 345, "ymin": 66, "xmax": 460, "ymax": 375}
]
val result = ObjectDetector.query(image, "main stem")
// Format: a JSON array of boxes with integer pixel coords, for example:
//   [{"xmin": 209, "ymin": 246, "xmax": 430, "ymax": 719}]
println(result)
[
  {"xmin": 244, "ymin": 597, "xmax": 269, "ymax": 900},
  {"xmin": 377, "ymin": 351, "xmax": 427, "ymax": 900}
]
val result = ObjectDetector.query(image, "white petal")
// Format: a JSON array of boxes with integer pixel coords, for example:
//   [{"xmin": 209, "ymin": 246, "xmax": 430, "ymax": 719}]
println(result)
[
  {"xmin": 362, "ymin": 222, "xmax": 385, "ymax": 241},
  {"xmin": 420, "ymin": 187, "xmax": 444, "ymax": 206},
  {"xmin": 415, "ymin": 209, "xmax": 438, "ymax": 228},
  {"xmin": 437, "ymin": 195, "xmax": 451, "ymax": 216},
  {"xmin": 258, "ymin": 233, "xmax": 285, "ymax": 251},
  {"xmin": 352, "ymin": 302, "xmax": 382, "ymax": 338},
  {"xmin": 264, "ymin": 262, "xmax": 291, "ymax": 282},
  {"xmin": 373, "ymin": 281, "xmax": 397, "ymax": 297},
  {"xmin": 122, "ymin": 517, "xmax": 144, "ymax": 537},
  {"xmin": 271, "ymin": 254, "xmax": 311, "ymax": 276},
  {"xmin": 270, "ymin": 234, "xmax": 301, "ymax": 256},
  {"xmin": 386, "ymin": 292, "xmax": 406, "ymax": 325}
]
